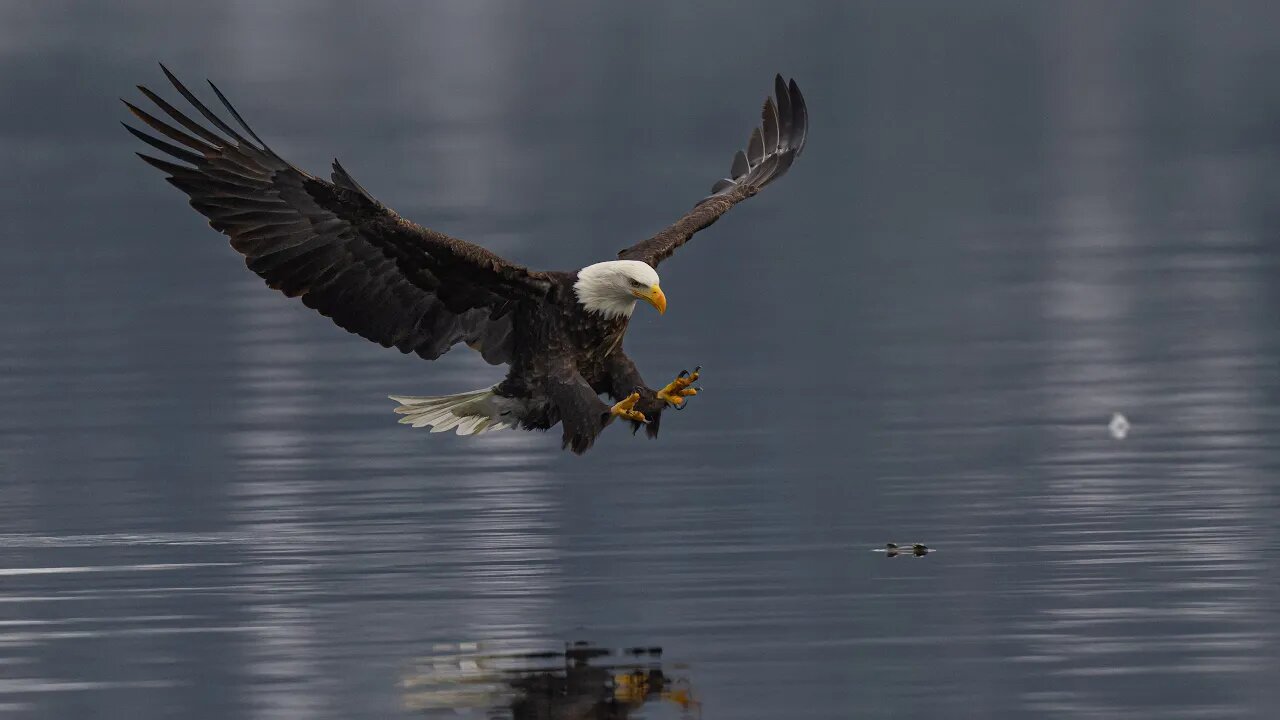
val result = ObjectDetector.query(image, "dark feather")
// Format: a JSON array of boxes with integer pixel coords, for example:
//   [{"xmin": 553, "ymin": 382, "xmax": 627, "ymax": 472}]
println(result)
[
  {"xmin": 331, "ymin": 158, "xmax": 376, "ymax": 202},
  {"xmin": 789, "ymin": 78, "xmax": 809, "ymax": 156},
  {"xmin": 125, "ymin": 67, "xmax": 551, "ymax": 364},
  {"xmin": 158, "ymin": 63, "xmax": 254, "ymax": 147},
  {"xmin": 136, "ymin": 85, "xmax": 228, "ymax": 148},
  {"xmin": 136, "ymin": 152, "xmax": 193, "ymax": 177},
  {"xmin": 122, "ymin": 123, "xmax": 202, "ymax": 165},
  {"xmin": 747, "ymin": 127, "xmax": 764, "ymax": 166},
  {"xmin": 617, "ymin": 75, "xmax": 809, "ymax": 268},
  {"xmin": 547, "ymin": 374, "xmax": 610, "ymax": 455},
  {"xmin": 206, "ymin": 78, "xmax": 270, "ymax": 150},
  {"xmin": 774, "ymin": 74, "xmax": 792, "ymax": 140},
  {"xmin": 762, "ymin": 97, "xmax": 779, "ymax": 152},
  {"xmin": 123, "ymin": 100, "xmax": 216, "ymax": 153}
]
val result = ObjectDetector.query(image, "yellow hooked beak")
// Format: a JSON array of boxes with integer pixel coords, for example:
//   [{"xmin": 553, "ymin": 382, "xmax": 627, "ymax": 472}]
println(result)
[{"xmin": 633, "ymin": 284, "xmax": 667, "ymax": 314}]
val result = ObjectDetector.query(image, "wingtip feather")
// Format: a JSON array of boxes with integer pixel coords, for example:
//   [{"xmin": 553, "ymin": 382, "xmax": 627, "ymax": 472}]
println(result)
[
  {"xmin": 207, "ymin": 78, "xmax": 269, "ymax": 149},
  {"xmin": 158, "ymin": 65, "xmax": 256, "ymax": 149},
  {"xmin": 761, "ymin": 97, "xmax": 780, "ymax": 151},
  {"xmin": 694, "ymin": 74, "xmax": 808, "ymax": 204},
  {"xmin": 122, "ymin": 121, "xmax": 204, "ymax": 165},
  {"xmin": 788, "ymin": 79, "xmax": 808, "ymax": 156},
  {"xmin": 135, "ymin": 151, "xmax": 191, "ymax": 177}
]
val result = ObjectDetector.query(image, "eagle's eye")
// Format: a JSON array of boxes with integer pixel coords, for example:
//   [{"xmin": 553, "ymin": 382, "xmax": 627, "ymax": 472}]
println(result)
[{"xmin": 629, "ymin": 278, "xmax": 646, "ymax": 288}]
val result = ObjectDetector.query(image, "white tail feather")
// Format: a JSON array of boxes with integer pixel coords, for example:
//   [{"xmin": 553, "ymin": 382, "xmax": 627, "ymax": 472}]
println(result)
[{"xmin": 389, "ymin": 386, "xmax": 513, "ymax": 435}]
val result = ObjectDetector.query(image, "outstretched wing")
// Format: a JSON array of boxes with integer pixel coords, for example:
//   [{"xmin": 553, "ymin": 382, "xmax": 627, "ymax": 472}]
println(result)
[
  {"xmin": 123, "ymin": 65, "xmax": 551, "ymax": 365},
  {"xmin": 618, "ymin": 75, "xmax": 808, "ymax": 268}
]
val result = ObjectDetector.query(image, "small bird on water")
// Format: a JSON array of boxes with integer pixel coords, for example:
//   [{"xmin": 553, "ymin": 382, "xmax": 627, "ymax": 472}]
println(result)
[
  {"xmin": 883, "ymin": 543, "xmax": 931, "ymax": 557},
  {"xmin": 122, "ymin": 66, "xmax": 808, "ymax": 453}
]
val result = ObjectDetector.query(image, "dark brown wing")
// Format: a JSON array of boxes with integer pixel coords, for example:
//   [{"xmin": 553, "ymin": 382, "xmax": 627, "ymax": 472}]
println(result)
[
  {"xmin": 618, "ymin": 75, "xmax": 808, "ymax": 268},
  {"xmin": 123, "ymin": 64, "xmax": 551, "ymax": 365}
]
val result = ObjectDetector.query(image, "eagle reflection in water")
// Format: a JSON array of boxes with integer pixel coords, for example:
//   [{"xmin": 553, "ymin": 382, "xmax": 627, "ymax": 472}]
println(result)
[{"xmin": 402, "ymin": 641, "xmax": 699, "ymax": 719}]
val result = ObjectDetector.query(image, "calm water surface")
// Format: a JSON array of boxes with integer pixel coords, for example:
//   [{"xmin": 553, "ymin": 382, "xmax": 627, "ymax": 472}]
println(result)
[{"xmin": 2, "ymin": 2, "xmax": 1279, "ymax": 718}]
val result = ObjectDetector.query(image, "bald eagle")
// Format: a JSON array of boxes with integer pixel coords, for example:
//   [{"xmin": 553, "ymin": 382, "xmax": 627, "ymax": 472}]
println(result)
[{"xmin": 123, "ymin": 66, "xmax": 807, "ymax": 453}]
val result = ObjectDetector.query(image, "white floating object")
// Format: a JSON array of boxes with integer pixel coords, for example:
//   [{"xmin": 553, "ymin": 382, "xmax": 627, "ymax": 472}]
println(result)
[{"xmin": 1109, "ymin": 413, "xmax": 1130, "ymax": 440}]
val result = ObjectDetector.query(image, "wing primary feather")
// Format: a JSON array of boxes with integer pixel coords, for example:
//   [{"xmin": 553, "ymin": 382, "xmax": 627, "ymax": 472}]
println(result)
[
  {"xmin": 136, "ymin": 85, "xmax": 228, "ymax": 148},
  {"xmin": 774, "ymin": 74, "xmax": 793, "ymax": 143},
  {"xmin": 773, "ymin": 146, "xmax": 796, "ymax": 177},
  {"xmin": 617, "ymin": 74, "xmax": 809, "ymax": 268},
  {"xmin": 206, "ymin": 79, "xmax": 270, "ymax": 150},
  {"xmin": 136, "ymin": 152, "xmax": 195, "ymax": 177},
  {"xmin": 789, "ymin": 78, "xmax": 808, "ymax": 156},
  {"xmin": 331, "ymin": 158, "xmax": 377, "ymax": 202},
  {"xmin": 122, "ymin": 100, "xmax": 216, "ymax": 153},
  {"xmin": 121, "ymin": 122, "xmax": 203, "ymax": 166},
  {"xmin": 747, "ymin": 127, "xmax": 765, "ymax": 166},
  {"xmin": 762, "ymin": 97, "xmax": 779, "ymax": 151},
  {"xmin": 158, "ymin": 63, "xmax": 255, "ymax": 148},
  {"xmin": 754, "ymin": 154, "xmax": 780, "ymax": 184},
  {"xmin": 123, "ymin": 67, "xmax": 594, "ymax": 377}
]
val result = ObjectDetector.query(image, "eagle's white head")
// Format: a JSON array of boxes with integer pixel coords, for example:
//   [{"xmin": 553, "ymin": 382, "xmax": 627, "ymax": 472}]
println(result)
[{"xmin": 573, "ymin": 260, "xmax": 666, "ymax": 319}]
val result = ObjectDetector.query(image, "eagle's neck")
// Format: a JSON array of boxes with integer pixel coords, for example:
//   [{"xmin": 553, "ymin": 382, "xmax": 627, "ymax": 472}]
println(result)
[{"xmin": 573, "ymin": 275, "xmax": 637, "ymax": 319}]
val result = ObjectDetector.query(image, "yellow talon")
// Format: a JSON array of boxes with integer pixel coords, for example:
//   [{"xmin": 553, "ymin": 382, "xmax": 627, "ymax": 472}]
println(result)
[
  {"xmin": 657, "ymin": 366, "xmax": 701, "ymax": 407},
  {"xmin": 610, "ymin": 391, "xmax": 648, "ymax": 423}
]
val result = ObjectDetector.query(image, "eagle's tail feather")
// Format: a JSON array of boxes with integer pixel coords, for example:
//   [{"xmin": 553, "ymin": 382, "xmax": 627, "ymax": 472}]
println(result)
[{"xmin": 389, "ymin": 386, "xmax": 511, "ymax": 435}]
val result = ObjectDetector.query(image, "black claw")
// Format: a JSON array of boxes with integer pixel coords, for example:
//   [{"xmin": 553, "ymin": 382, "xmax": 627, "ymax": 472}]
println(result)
[
  {"xmin": 673, "ymin": 401, "xmax": 686, "ymax": 411},
  {"xmin": 678, "ymin": 369, "xmax": 689, "ymax": 379},
  {"xmin": 694, "ymin": 387, "xmax": 703, "ymax": 392},
  {"xmin": 693, "ymin": 365, "xmax": 702, "ymax": 373}
]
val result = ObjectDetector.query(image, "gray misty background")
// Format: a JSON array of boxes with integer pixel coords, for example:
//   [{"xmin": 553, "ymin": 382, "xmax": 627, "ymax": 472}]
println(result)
[{"xmin": 2, "ymin": 1, "xmax": 1279, "ymax": 719}]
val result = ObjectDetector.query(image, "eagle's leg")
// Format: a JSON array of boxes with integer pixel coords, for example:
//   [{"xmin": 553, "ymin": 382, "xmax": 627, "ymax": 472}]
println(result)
[
  {"xmin": 609, "ymin": 391, "xmax": 649, "ymax": 424},
  {"xmin": 656, "ymin": 366, "xmax": 701, "ymax": 409}
]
